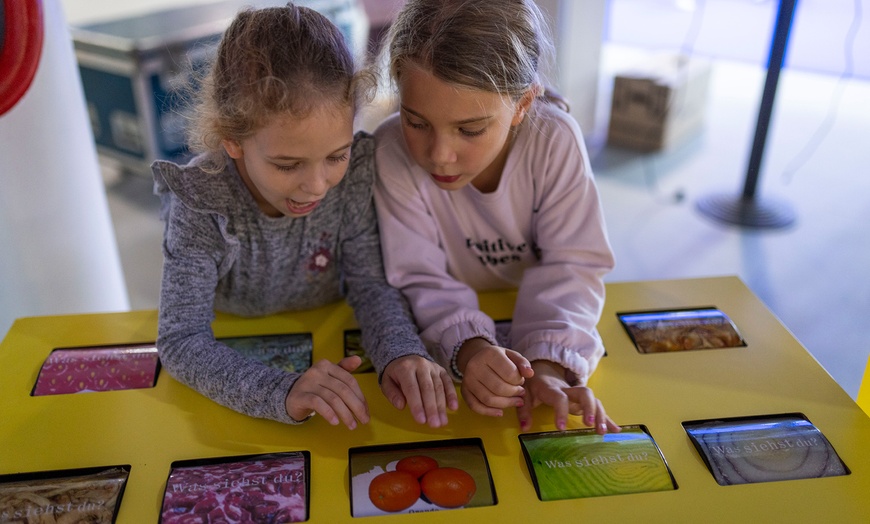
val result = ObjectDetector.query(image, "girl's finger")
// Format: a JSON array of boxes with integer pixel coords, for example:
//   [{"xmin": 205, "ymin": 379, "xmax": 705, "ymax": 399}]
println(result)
[
  {"xmin": 505, "ymin": 350, "xmax": 534, "ymax": 379},
  {"xmin": 380, "ymin": 374, "xmax": 406, "ymax": 410},
  {"xmin": 321, "ymin": 386, "xmax": 366, "ymax": 429},
  {"xmin": 326, "ymin": 361, "xmax": 367, "ymax": 405},
  {"xmin": 461, "ymin": 384, "xmax": 505, "ymax": 418},
  {"xmin": 440, "ymin": 370, "xmax": 459, "ymax": 412},
  {"xmin": 415, "ymin": 369, "xmax": 443, "ymax": 428},
  {"xmin": 488, "ymin": 353, "xmax": 527, "ymax": 385},
  {"xmin": 321, "ymin": 375, "xmax": 369, "ymax": 426},
  {"xmin": 539, "ymin": 388, "xmax": 570, "ymax": 431},
  {"xmin": 337, "ymin": 355, "xmax": 362, "ymax": 373},
  {"xmin": 516, "ymin": 392, "xmax": 534, "ymax": 431},
  {"xmin": 476, "ymin": 367, "xmax": 526, "ymax": 399},
  {"xmin": 400, "ymin": 372, "xmax": 427, "ymax": 425}
]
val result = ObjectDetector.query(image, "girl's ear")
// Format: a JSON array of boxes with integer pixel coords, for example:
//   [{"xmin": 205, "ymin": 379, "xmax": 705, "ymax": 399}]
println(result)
[
  {"xmin": 511, "ymin": 88, "xmax": 537, "ymax": 126},
  {"xmin": 222, "ymin": 139, "xmax": 243, "ymax": 159}
]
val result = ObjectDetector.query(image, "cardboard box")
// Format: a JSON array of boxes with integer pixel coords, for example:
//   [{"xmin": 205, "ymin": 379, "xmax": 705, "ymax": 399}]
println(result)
[{"xmin": 607, "ymin": 54, "xmax": 711, "ymax": 152}]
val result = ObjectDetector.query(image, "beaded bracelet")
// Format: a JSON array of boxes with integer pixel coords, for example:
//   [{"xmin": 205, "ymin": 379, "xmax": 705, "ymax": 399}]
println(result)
[{"xmin": 450, "ymin": 346, "xmax": 464, "ymax": 380}]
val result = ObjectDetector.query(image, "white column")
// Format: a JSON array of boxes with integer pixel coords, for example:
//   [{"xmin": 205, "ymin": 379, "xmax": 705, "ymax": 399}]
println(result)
[
  {"xmin": 0, "ymin": 0, "xmax": 129, "ymax": 336},
  {"xmin": 536, "ymin": 0, "xmax": 607, "ymax": 138}
]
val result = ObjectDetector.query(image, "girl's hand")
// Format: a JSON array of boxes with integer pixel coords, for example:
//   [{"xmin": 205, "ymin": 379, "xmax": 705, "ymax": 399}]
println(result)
[
  {"xmin": 285, "ymin": 356, "xmax": 369, "ymax": 429},
  {"xmin": 517, "ymin": 360, "xmax": 621, "ymax": 435},
  {"xmin": 456, "ymin": 338, "xmax": 534, "ymax": 417},
  {"xmin": 381, "ymin": 355, "xmax": 459, "ymax": 428}
]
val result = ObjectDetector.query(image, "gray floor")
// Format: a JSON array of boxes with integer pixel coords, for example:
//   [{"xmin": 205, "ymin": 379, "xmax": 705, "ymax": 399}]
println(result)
[
  {"xmin": 91, "ymin": 43, "xmax": 870, "ymax": 400},
  {"xmin": 592, "ymin": 45, "xmax": 870, "ymax": 399}
]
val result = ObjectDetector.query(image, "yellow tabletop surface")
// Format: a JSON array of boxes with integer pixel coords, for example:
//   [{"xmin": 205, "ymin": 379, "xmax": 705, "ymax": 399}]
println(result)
[
  {"xmin": 858, "ymin": 355, "xmax": 870, "ymax": 418},
  {"xmin": 2, "ymin": 276, "xmax": 869, "ymax": 523}
]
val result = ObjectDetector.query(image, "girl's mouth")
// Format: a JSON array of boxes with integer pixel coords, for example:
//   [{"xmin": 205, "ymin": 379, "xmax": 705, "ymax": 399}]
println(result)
[
  {"xmin": 430, "ymin": 173, "xmax": 461, "ymax": 184},
  {"xmin": 286, "ymin": 199, "xmax": 320, "ymax": 215}
]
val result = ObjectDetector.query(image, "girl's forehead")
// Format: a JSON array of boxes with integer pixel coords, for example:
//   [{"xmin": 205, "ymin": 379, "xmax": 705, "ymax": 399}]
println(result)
[
  {"xmin": 399, "ymin": 65, "xmax": 514, "ymax": 115},
  {"xmin": 265, "ymin": 101, "xmax": 354, "ymax": 126},
  {"xmin": 253, "ymin": 103, "xmax": 353, "ymax": 148}
]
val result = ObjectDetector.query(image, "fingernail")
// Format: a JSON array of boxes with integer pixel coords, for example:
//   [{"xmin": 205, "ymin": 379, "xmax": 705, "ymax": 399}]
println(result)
[{"xmin": 586, "ymin": 415, "xmax": 595, "ymax": 425}]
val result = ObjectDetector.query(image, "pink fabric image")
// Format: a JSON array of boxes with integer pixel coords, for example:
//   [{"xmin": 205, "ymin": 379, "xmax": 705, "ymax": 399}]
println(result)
[
  {"xmin": 32, "ymin": 345, "xmax": 159, "ymax": 396},
  {"xmin": 161, "ymin": 453, "xmax": 308, "ymax": 523}
]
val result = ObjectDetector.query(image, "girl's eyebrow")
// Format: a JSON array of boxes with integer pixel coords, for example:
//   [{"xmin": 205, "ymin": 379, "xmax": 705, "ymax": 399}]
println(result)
[
  {"xmin": 329, "ymin": 141, "xmax": 354, "ymax": 154},
  {"xmin": 401, "ymin": 105, "xmax": 490, "ymax": 126},
  {"xmin": 268, "ymin": 141, "xmax": 353, "ymax": 161}
]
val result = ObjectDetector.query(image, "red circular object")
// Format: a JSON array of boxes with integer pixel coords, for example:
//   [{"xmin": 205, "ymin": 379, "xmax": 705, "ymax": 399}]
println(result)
[
  {"xmin": 0, "ymin": 0, "xmax": 45, "ymax": 116},
  {"xmin": 395, "ymin": 455, "xmax": 439, "ymax": 479},
  {"xmin": 420, "ymin": 467, "xmax": 476, "ymax": 508},
  {"xmin": 368, "ymin": 470, "xmax": 421, "ymax": 512}
]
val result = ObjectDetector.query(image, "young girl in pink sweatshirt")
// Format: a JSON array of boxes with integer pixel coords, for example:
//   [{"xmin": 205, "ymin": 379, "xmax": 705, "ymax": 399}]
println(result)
[{"xmin": 374, "ymin": 0, "xmax": 620, "ymax": 434}]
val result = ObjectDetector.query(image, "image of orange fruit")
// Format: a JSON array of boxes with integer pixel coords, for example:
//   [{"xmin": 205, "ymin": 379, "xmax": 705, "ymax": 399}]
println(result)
[
  {"xmin": 368, "ymin": 470, "xmax": 421, "ymax": 512},
  {"xmin": 420, "ymin": 467, "xmax": 477, "ymax": 508},
  {"xmin": 396, "ymin": 455, "xmax": 439, "ymax": 479}
]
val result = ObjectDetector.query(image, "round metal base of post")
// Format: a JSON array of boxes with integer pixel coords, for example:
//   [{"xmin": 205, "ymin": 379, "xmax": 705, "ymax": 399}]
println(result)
[{"xmin": 696, "ymin": 192, "xmax": 796, "ymax": 229}]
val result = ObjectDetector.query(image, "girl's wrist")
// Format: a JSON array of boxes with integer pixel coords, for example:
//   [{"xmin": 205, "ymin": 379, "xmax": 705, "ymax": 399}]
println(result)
[
  {"xmin": 530, "ymin": 359, "xmax": 566, "ymax": 379},
  {"xmin": 450, "ymin": 347, "xmax": 464, "ymax": 379},
  {"xmin": 287, "ymin": 410, "xmax": 315, "ymax": 424},
  {"xmin": 454, "ymin": 337, "xmax": 490, "ymax": 377}
]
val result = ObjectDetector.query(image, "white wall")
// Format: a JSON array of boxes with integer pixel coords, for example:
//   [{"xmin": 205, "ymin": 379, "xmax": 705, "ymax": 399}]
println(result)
[{"xmin": 537, "ymin": 0, "xmax": 608, "ymax": 136}]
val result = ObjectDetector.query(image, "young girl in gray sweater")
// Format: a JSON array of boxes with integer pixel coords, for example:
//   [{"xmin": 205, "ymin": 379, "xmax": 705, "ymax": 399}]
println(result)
[{"xmin": 153, "ymin": 4, "xmax": 456, "ymax": 429}]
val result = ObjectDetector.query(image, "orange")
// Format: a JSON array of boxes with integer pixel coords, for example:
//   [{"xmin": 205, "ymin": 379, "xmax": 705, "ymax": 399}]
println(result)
[
  {"xmin": 396, "ymin": 455, "xmax": 439, "ymax": 479},
  {"xmin": 368, "ymin": 470, "xmax": 421, "ymax": 512},
  {"xmin": 420, "ymin": 467, "xmax": 477, "ymax": 508}
]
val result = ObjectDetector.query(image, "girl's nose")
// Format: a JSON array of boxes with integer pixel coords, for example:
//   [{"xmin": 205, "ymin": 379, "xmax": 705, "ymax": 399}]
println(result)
[
  {"xmin": 300, "ymin": 165, "xmax": 330, "ymax": 197},
  {"xmin": 428, "ymin": 133, "xmax": 457, "ymax": 167}
]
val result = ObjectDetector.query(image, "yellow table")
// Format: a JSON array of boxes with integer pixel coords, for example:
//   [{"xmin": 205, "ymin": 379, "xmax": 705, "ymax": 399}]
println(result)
[
  {"xmin": 858, "ymin": 355, "xmax": 870, "ymax": 418},
  {"xmin": 2, "ymin": 277, "xmax": 868, "ymax": 522}
]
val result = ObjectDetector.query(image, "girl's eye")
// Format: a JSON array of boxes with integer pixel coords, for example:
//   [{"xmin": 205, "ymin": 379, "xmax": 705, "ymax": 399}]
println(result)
[
  {"xmin": 276, "ymin": 163, "xmax": 301, "ymax": 172},
  {"xmin": 460, "ymin": 127, "xmax": 486, "ymax": 137},
  {"xmin": 328, "ymin": 152, "xmax": 350, "ymax": 164},
  {"xmin": 403, "ymin": 115, "xmax": 427, "ymax": 130}
]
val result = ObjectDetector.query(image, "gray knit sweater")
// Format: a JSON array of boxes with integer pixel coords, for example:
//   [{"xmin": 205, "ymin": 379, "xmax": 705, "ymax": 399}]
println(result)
[{"xmin": 152, "ymin": 132, "xmax": 429, "ymax": 424}]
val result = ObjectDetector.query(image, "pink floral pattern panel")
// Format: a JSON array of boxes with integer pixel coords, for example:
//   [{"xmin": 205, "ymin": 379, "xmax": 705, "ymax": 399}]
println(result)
[{"xmin": 32, "ymin": 345, "xmax": 159, "ymax": 395}]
